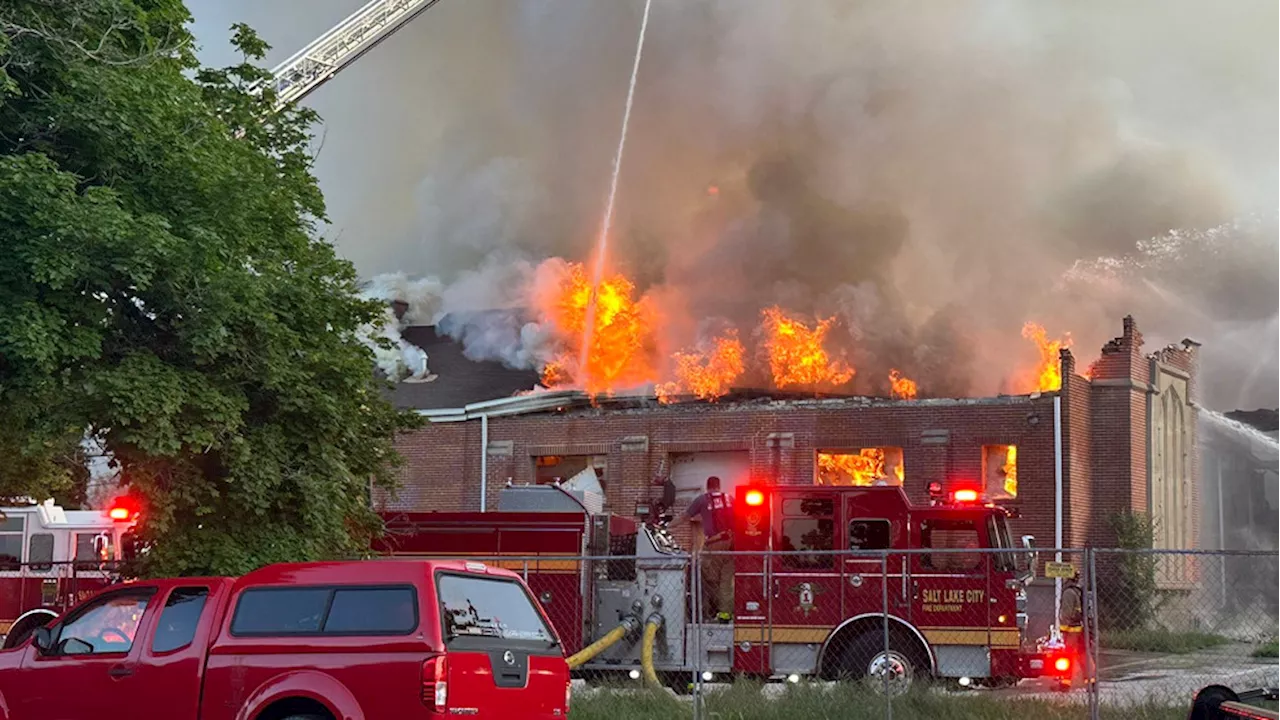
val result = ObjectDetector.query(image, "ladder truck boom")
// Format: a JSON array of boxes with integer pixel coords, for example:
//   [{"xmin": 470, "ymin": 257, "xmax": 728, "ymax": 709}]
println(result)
[{"xmin": 264, "ymin": 0, "xmax": 444, "ymax": 110}]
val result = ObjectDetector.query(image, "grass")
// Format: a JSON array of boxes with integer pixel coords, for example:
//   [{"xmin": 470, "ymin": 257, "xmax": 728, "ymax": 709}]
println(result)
[
  {"xmin": 1101, "ymin": 628, "xmax": 1230, "ymax": 654},
  {"xmin": 569, "ymin": 683, "xmax": 1191, "ymax": 720},
  {"xmin": 1252, "ymin": 639, "xmax": 1278, "ymax": 658}
]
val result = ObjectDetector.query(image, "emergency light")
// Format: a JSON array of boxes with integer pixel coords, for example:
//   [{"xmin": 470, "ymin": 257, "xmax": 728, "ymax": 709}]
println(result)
[
  {"xmin": 952, "ymin": 489, "xmax": 979, "ymax": 503},
  {"xmin": 744, "ymin": 489, "xmax": 765, "ymax": 507},
  {"xmin": 108, "ymin": 498, "xmax": 138, "ymax": 522}
]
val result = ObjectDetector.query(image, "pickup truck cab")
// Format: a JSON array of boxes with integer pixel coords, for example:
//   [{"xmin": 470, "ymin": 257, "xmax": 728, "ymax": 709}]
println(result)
[{"xmin": 0, "ymin": 559, "xmax": 570, "ymax": 719}]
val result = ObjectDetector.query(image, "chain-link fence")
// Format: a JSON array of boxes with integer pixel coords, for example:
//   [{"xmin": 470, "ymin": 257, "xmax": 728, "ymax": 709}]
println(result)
[{"xmin": 436, "ymin": 548, "xmax": 1277, "ymax": 719}]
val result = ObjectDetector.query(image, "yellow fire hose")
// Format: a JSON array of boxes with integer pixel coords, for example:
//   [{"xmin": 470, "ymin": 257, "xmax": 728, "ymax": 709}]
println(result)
[
  {"xmin": 639, "ymin": 614, "xmax": 664, "ymax": 689},
  {"xmin": 567, "ymin": 616, "xmax": 638, "ymax": 669}
]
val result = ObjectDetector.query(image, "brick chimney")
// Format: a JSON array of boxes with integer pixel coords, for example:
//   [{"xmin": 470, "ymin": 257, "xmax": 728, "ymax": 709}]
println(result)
[{"xmin": 1088, "ymin": 316, "xmax": 1151, "ymax": 546}]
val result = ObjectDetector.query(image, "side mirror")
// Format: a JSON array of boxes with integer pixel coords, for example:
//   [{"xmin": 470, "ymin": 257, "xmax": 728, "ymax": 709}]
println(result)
[{"xmin": 32, "ymin": 626, "xmax": 53, "ymax": 654}]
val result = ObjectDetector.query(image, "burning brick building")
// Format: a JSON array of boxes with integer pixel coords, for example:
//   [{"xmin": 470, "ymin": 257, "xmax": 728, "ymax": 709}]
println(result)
[{"xmin": 380, "ymin": 315, "xmax": 1202, "ymax": 557}]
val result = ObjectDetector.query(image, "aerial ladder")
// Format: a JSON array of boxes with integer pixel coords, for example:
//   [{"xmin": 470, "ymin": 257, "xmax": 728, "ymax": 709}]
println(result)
[{"xmin": 261, "ymin": 0, "xmax": 444, "ymax": 110}]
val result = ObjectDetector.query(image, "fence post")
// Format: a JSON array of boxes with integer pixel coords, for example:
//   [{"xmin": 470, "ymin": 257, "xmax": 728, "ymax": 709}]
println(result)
[
  {"xmin": 692, "ymin": 554, "xmax": 702, "ymax": 720},
  {"xmin": 1086, "ymin": 548, "xmax": 1100, "ymax": 720},
  {"xmin": 882, "ymin": 551, "xmax": 892, "ymax": 720}
]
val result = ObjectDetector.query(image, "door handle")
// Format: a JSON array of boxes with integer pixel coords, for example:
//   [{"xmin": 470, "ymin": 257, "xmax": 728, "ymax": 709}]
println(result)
[{"xmin": 108, "ymin": 665, "xmax": 133, "ymax": 679}]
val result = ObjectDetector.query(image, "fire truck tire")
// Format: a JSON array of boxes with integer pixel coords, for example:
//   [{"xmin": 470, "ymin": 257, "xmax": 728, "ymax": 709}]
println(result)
[
  {"xmin": 3, "ymin": 609, "xmax": 57, "ymax": 650},
  {"xmin": 838, "ymin": 629, "xmax": 928, "ymax": 694}
]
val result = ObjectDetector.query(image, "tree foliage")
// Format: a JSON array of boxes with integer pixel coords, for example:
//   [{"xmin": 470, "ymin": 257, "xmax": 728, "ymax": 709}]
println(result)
[{"xmin": 0, "ymin": 0, "xmax": 419, "ymax": 576}]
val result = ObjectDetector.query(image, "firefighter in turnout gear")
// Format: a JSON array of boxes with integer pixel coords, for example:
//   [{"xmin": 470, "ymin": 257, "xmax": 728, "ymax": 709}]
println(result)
[{"xmin": 674, "ymin": 476, "xmax": 734, "ymax": 621}]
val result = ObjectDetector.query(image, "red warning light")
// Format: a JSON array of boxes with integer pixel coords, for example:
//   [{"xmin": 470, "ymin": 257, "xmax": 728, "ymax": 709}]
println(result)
[
  {"xmin": 1053, "ymin": 656, "xmax": 1071, "ymax": 673},
  {"xmin": 744, "ymin": 489, "xmax": 765, "ymax": 507},
  {"xmin": 107, "ymin": 497, "xmax": 138, "ymax": 522},
  {"xmin": 952, "ymin": 489, "xmax": 979, "ymax": 503}
]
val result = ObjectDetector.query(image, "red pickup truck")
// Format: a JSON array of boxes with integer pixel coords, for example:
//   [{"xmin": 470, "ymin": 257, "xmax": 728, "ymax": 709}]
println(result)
[{"xmin": 0, "ymin": 559, "xmax": 571, "ymax": 719}]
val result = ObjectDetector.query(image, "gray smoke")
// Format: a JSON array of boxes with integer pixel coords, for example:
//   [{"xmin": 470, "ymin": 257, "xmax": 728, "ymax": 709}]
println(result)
[{"xmin": 189, "ymin": 0, "xmax": 1278, "ymax": 407}]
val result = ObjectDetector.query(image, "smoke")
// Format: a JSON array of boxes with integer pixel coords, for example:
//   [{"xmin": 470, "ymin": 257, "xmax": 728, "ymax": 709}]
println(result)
[{"xmin": 191, "ymin": 0, "xmax": 1277, "ymax": 406}]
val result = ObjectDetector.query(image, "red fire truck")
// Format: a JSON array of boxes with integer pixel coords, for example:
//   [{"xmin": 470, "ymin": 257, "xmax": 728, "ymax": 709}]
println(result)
[
  {"xmin": 0, "ymin": 498, "xmax": 138, "ymax": 650},
  {"xmin": 377, "ymin": 481, "xmax": 1073, "ymax": 691}
]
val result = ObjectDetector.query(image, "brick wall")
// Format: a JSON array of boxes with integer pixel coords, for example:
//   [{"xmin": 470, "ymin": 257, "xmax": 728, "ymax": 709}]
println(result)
[
  {"xmin": 381, "ymin": 315, "xmax": 1201, "ymax": 553},
  {"xmin": 1088, "ymin": 316, "xmax": 1151, "ymax": 546},
  {"xmin": 383, "ymin": 394, "xmax": 1067, "ymax": 550}
]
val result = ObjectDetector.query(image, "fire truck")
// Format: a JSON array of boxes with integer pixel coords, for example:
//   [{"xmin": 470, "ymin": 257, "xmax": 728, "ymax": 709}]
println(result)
[
  {"xmin": 0, "ymin": 498, "xmax": 138, "ymax": 650},
  {"xmin": 377, "ymin": 481, "xmax": 1073, "ymax": 691}
]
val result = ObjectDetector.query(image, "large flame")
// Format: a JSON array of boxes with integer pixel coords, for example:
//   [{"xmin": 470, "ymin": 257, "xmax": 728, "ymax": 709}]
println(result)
[
  {"xmin": 817, "ymin": 449, "xmax": 904, "ymax": 486},
  {"xmin": 889, "ymin": 369, "xmax": 918, "ymax": 400},
  {"xmin": 761, "ymin": 307, "xmax": 855, "ymax": 388},
  {"xmin": 1021, "ymin": 322, "xmax": 1071, "ymax": 392},
  {"xmin": 538, "ymin": 262, "xmax": 657, "ymax": 395},
  {"xmin": 657, "ymin": 330, "xmax": 746, "ymax": 402},
  {"xmin": 1002, "ymin": 445, "xmax": 1018, "ymax": 497}
]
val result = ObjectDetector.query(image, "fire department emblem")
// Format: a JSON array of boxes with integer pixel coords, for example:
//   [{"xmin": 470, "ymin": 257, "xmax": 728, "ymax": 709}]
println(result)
[
  {"xmin": 744, "ymin": 511, "xmax": 763, "ymax": 537},
  {"xmin": 791, "ymin": 582, "xmax": 825, "ymax": 617}
]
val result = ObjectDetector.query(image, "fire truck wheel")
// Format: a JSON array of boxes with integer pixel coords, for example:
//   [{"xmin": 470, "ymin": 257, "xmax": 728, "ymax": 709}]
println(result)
[{"xmin": 840, "ymin": 630, "xmax": 926, "ymax": 695}]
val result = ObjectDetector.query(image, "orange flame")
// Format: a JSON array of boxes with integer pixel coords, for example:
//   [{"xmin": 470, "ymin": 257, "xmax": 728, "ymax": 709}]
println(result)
[
  {"xmin": 817, "ymin": 449, "xmax": 904, "ymax": 486},
  {"xmin": 537, "ymin": 262, "xmax": 657, "ymax": 395},
  {"xmin": 657, "ymin": 330, "xmax": 746, "ymax": 403},
  {"xmin": 889, "ymin": 369, "xmax": 918, "ymax": 400},
  {"xmin": 760, "ymin": 307, "xmax": 854, "ymax": 388},
  {"xmin": 1002, "ymin": 445, "xmax": 1018, "ymax": 497},
  {"xmin": 1021, "ymin": 322, "xmax": 1071, "ymax": 392}
]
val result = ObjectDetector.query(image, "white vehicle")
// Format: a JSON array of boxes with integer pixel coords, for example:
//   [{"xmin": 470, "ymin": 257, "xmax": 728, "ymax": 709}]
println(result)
[{"xmin": 0, "ymin": 498, "xmax": 138, "ymax": 649}]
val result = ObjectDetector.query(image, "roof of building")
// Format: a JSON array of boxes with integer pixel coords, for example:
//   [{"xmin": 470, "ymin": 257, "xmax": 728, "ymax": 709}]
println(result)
[
  {"xmin": 386, "ymin": 326, "xmax": 541, "ymax": 410},
  {"xmin": 1226, "ymin": 409, "xmax": 1279, "ymax": 433}
]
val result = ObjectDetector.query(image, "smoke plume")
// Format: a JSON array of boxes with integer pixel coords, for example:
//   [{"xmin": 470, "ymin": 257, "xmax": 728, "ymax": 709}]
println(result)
[{"xmin": 192, "ymin": 0, "xmax": 1278, "ymax": 408}]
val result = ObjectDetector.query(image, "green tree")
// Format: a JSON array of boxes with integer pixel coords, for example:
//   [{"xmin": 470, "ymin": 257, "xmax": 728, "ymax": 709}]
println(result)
[{"xmin": 0, "ymin": 1, "xmax": 419, "ymax": 576}]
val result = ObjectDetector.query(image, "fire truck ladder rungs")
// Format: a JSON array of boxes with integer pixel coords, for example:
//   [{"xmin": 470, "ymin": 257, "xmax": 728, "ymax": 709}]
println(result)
[{"xmin": 261, "ymin": 0, "xmax": 445, "ymax": 110}]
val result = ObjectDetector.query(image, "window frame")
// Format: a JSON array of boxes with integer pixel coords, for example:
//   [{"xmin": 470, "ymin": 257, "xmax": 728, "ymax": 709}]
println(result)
[
  {"xmin": 150, "ymin": 586, "xmax": 211, "ymax": 655},
  {"xmin": 27, "ymin": 533, "xmax": 54, "ymax": 573},
  {"xmin": 777, "ymin": 495, "xmax": 837, "ymax": 570},
  {"xmin": 847, "ymin": 518, "xmax": 894, "ymax": 552},
  {"xmin": 434, "ymin": 571, "xmax": 556, "ymax": 651},
  {"xmin": 0, "ymin": 515, "xmax": 25, "ymax": 571},
  {"xmin": 49, "ymin": 587, "xmax": 157, "ymax": 657},
  {"xmin": 228, "ymin": 584, "xmax": 419, "ymax": 638},
  {"xmin": 918, "ymin": 517, "xmax": 984, "ymax": 573}
]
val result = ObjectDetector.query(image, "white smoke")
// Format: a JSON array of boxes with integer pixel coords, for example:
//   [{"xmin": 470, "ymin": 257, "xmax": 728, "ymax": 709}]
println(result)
[{"xmin": 357, "ymin": 274, "xmax": 443, "ymax": 382}]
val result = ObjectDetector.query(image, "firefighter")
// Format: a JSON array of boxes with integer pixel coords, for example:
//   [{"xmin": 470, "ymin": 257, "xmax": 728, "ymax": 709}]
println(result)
[
  {"xmin": 1058, "ymin": 570, "xmax": 1085, "ymax": 689},
  {"xmin": 673, "ymin": 476, "xmax": 734, "ymax": 622}
]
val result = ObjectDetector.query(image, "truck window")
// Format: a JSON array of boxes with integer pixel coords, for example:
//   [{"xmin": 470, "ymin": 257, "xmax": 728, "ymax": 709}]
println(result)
[
  {"xmin": 986, "ymin": 516, "xmax": 1015, "ymax": 572},
  {"xmin": 152, "ymin": 587, "xmax": 210, "ymax": 653},
  {"xmin": 28, "ymin": 533, "xmax": 53, "ymax": 572},
  {"xmin": 920, "ymin": 519, "xmax": 981, "ymax": 572},
  {"xmin": 230, "ymin": 585, "xmax": 418, "ymax": 637},
  {"xmin": 0, "ymin": 515, "xmax": 23, "ymax": 571},
  {"xmin": 74, "ymin": 533, "xmax": 113, "ymax": 571},
  {"xmin": 779, "ymin": 497, "xmax": 835, "ymax": 569},
  {"xmin": 231, "ymin": 588, "xmax": 330, "ymax": 635},
  {"xmin": 55, "ymin": 590, "xmax": 153, "ymax": 655},
  {"xmin": 848, "ymin": 520, "xmax": 892, "ymax": 550},
  {"xmin": 324, "ymin": 587, "xmax": 418, "ymax": 634},
  {"xmin": 437, "ymin": 574, "xmax": 553, "ymax": 646}
]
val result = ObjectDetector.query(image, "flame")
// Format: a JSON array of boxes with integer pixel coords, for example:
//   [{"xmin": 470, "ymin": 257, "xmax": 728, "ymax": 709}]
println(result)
[
  {"xmin": 1021, "ymin": 322, "xmax": 1071, "ymax": 392},
  {"xmin": 657, "ymin": 330, "xmax": 746, "ymax": 402},
  {"xmin": 889, "ymin": 369, "xmax": 918, "ymax": 400},
  {"xmin": 1002, "ymin": 445, "xmax": 1018, "ymax": 497},
  {"xmin": 537, "ymin": 262, "xmax": 657, "ymax": 395},
  {"xmin": 817, "ymin": 449, "xmax": 904, "ymax": 486},
  {"xmin": 760, "ymin": 307, "xmax": 855, "ymax": 388}
]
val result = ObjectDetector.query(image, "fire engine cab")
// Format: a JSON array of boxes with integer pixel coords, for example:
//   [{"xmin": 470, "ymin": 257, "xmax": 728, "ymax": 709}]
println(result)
[
  {"xmin": 0, "ymin": 498, "xmax": 138, "ymax": 650},
  {"xmin": 378, "ymin": 481, "xmax": 1069, "ymax": 691}
]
